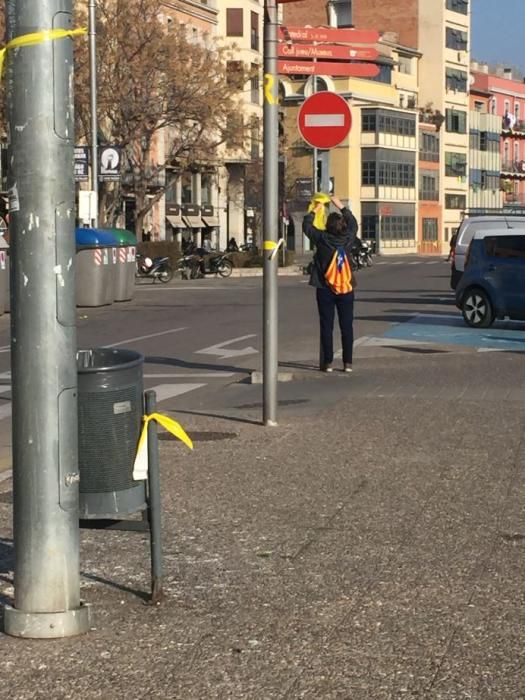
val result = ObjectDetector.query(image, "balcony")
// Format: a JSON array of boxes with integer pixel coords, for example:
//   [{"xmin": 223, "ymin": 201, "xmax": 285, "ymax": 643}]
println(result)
[
  {"xmin": 501, "ymin": 160, "xmax": 525, "ymax": 176},
  {"xmin": 419, "ymin": 190, "xmax": 439, "ymax": 201},
  {"xmin": 502, "ymin": 117, "xmax": 525, "ymax": 134}
]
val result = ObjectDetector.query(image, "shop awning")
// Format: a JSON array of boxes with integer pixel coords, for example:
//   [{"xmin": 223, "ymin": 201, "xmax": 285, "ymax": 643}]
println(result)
[
  {"xmin": 182, "ymin": 215, "xmax": 203, "ymax": 229},
  {"xmin": 202, "ymin": 216, "xmax": 219, "ymax": 227},
  {"xmin": 166, "ymin": 214, "xmax": 184, "ymax": 228}
]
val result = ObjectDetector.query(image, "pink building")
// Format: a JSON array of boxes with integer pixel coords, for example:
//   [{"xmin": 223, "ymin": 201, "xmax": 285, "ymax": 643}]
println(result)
[{"xmin": 473, "ymin": 68, "xmax": 525, "ymax": 206}]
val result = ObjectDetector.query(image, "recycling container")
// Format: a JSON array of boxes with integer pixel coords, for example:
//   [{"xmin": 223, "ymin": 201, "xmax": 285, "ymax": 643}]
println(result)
[
  {"xmin": 75, "ymin": 227, "xmax": 118, "ymax": 307},
  {"xmin": 77, "ymin": 348, "xmax": 146, "ymax": 518},
  {"xmin": 102, "ymin": 228, "xmax": 137, "ymax": 302}
]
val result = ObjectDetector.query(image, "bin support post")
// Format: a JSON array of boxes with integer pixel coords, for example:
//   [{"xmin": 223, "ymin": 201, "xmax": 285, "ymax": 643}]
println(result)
[
  {"xmin": 3, "ymin": 0, "xmax": 90, "ymax": 637},
  {"xmin": 145, "ymin": 390, "xmax": 163, "ymax": 604}
]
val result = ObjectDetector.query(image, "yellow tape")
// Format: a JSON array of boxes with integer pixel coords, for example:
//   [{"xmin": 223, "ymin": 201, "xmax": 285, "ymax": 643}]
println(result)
[
  {"xmin": 263, "ymin": 240, "xmax": 278, "ymax": 251},
  {"xmin": 133, "ymin": 412, "xmax": 193, "ymax": 481},
  {"xmin": 264, "ymin": 73, "xmax": 278, "ymax": 105},
  {"xmin": 0, "ymin": 27, "xmax": 87, "ymax": 74}
]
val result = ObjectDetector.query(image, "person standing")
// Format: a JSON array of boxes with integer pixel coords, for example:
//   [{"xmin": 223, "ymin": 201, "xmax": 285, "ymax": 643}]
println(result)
[{"xmin": 303, "ymin": 195, "xmax": 358, "ymax": 373}]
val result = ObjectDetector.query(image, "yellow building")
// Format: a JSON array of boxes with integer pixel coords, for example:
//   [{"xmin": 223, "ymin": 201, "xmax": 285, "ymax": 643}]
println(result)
[{"xmin": 282, "ymin": 38, "xmax": 421, "ymax": 255}]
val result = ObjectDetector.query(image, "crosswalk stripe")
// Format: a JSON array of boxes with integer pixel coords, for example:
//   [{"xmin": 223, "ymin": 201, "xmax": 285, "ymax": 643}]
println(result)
[{"xmin": 148, "ymin": 383, "xmax": 206, "ymax": 402}]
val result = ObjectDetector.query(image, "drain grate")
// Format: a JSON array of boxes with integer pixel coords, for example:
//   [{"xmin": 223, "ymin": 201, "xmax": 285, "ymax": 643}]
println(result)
[
  {"xmin": 159, "ymin": 431, "xmax": 237, "ymax": 443},
  {"xmin": 235, "ymin": 399, "xmax": 310, "ymax": 410},
  {"xmin": 0, "ymin": 491, "xmax": 12, "ymax": 504}
]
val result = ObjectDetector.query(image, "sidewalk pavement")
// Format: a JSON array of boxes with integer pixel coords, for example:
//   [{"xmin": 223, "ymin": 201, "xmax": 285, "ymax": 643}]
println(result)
[{"xmin": 1, "ymin": 351, "xmax": 525, "ymax": 698}]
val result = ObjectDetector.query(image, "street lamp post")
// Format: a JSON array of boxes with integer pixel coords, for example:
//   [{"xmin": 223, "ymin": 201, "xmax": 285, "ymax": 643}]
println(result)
[
  {"xmin": 88, "ymin": 0, "xmax": 99, "ymax": 226},
  {"xmin": 3, "ymin": 0, "xmax": 90, "ymax": 638},
  {"xmin": 263, "ymin": 0, "xmax": 279, "ymax": 426}
]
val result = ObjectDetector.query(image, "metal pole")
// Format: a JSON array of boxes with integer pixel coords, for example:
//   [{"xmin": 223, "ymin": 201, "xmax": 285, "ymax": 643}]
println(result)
[
  {"xmin": 263, "ymin": 0, "xmax": 279, "ymax": 427},
  {"xmin": 88, "ymin": 0, "xmax": 98, "ymax": 226},
  {"xmin": 145, "ymin": 390, "xmax": 163, "ymax": 605},
  {"xmin": 4, "ymin": 0, "xmax": 90, "ymax": 637}
]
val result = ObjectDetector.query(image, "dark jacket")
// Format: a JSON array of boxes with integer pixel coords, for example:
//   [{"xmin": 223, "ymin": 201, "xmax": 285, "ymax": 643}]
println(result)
[{"xmin": 303, "ymin": 207, "xmax": 358, "ymax": 289}]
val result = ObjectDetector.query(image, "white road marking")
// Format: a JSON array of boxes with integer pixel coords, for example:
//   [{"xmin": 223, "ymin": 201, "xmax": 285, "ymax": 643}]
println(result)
[
  {"xmin": 149, "ymin": 383, "xmax": 206, "ymax": 401},
  {"xmin": 144, "ymin": 372, "xmax": 234, "ymax": 378},
  {"xmin": 0, "ymin": 345, "xmax": 9, "ymax": 354},
  {"xmin": 103, "ymin": 326, "xmax": 187, "ymax": 348},
  {"xmin": 196, "ymin": 335, "xmax": 258, "ymax": 360},
  {"xmin": 305, "ymin": 114, "xmax": 345, "ymax": 128}
]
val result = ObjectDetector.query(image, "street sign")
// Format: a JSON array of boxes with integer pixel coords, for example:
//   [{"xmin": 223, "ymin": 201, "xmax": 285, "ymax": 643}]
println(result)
[
  {"xmin": 74, "ymin": 146, "xmax": 89, "ymax": 182},
  {"xmin": 279, "ymin": 60, "xmax": 380, "ymax": 78},
  {"xmin": 278, "ymin": 43, "xmax": 379, "ymax": 61},
  {"xmin": 279, "ymin": 26, "xmax": 380, "ymax": 44},
  {"xmin": 99, "ymin": 145, "xmax": 121, "ymax": 181},
  {"xmin": 298, "ymin": 91, "xmax": 352, "ymax": 149}
]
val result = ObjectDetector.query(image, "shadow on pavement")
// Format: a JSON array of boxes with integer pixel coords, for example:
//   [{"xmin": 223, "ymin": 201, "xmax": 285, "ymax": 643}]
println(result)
[
  {"xmin": 145, "ymin": 355, "xmax": 254, "ymax": 375},
  {"xmin": 167, "ymin": 408, "xmax": 262, "ymax": 426}
]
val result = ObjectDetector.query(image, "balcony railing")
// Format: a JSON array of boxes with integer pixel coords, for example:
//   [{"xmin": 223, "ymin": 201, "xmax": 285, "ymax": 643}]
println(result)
[
  {"xmin": 419, "ymin": 151, "xmax": 439, "ymax": 163},
  {"xmin": 419, "ymin": 190, "xmax": 439, "ymax": 201},
  {"xmin": 502, "ymin": 118, "xmax": 525, "ymax": 133},
  {"xmin": 501, "ymin": 160, "xmax": 525, "ymax": 175}
]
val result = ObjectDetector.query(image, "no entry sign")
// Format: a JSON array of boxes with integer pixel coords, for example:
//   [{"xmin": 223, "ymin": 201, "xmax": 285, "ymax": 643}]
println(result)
[{"xmin": 298, "ymin": 91, "xmax": 352, "ymax": 149}]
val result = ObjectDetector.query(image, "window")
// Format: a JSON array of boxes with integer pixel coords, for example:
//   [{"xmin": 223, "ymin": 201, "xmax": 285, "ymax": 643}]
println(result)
[
  {"xmin": 181, "ymin": 172, "xmax": 193, "ymax": 204},
  {"xmin": 332, "ymin": 0, "xmax": 352, "ymax": 28},
  {"xmin": 474, "ymin": 101, "xmax": 484, "ymax": 112},
  {"xmin": 446, "ymin": 109, "xmax": 467, "ymax": 133},
  {"xmin": 226, "ymin": 114, "xmax": 244, "ymax": 149},
  {"xmin": 484, "ymin": 235, "xmax": 525, "ymax": 258},
  {"xmin": 516, "ymin": 103, "xmax": 521, "ymax": 120},
  {"xmin": 515, "ymin": 142, "xmax": 520, "ymax": 162},
  {"xmin": 398, "ymin": 55, "xmax": 412, "ymax": 75},
  {"xmin": 446, "ymin": 27, "xmax": 468, "ymax": 51},
  {"xmin": 420, "ymin": 132, "xmax": 439, "ymax": 162},
  {"xmin": 479, "ymin": 132, "xmax": 487, "ymax": 151},
  {"xmin": 201, "ymin": 174, "xmax": 213, "ymax": 205},
  {"xmin": 491, "ymin": 98, "xmax": 496, "ymax": 115},
  {"xmin": 362, "ymin": 215, "xmax": 377, "ymax": 239},
  {"xmin": 226, "ymin": 8, "xmax": 243, "ymax": 37},
  {"xmin": 446, "ymin": 68, "xmax": 468, "ymax": 92},
  {"xmin": 250, "ymin": 117, "xmax": 260, "ymax": 160},
  {"xmin": 362, "ymin": 161, "xmax": 376, "ymax": 185},
  {"xmin": 250, "ymin": 12, "xmax": 259, "ymax": 51},
  {"xmin": 504, "ymin": 141, "xmax": 510, "ymax": 163},
  {"xmin": 445, "ymin": 194, "xmax": 466, "ymax": 209},
  {"xmin": 226, "ymin": 61, "xmax": 244, "ymax": 89},
  {"xmin": 420, "ymin": 172, "xmax": 439, "ymax": 200},
  {"xmin": 504, "ymin": 99, "xmax": 510, "ymax": 115},
  {"xmin": 250, "ymin": 63, "xmax": 259, "ymax": 103},
  {"xmin": 381, "ymin": 216, "xmax": 416, "ymax": 241},
  {"xmin": 445, "ymin": 152, "xmax": 467, "ymax": 177},
  {"xmin": 422, "ymin": 219, "xmax": 438, "ymax": 242},
  {"xmin": 370, "ymin": 63, "xmax": 392, "ymax": 84},
  {"xmin": 446, "ymin": 0, "xmax": 468, "ymax": 14},
  {"xmin": 362, "ymin": 113, "xmax": 377, "ymax": 132}
]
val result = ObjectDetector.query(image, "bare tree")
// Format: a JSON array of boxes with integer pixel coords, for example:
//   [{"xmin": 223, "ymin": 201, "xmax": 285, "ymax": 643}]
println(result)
[{"xmin": 74, "ymin": 0, "xmax": 249, "ymax": 235}]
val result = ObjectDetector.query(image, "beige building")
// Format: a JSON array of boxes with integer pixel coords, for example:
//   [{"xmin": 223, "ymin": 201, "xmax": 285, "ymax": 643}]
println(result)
[{"xmin": 216, "ymin": 1, "xmax": 265, "ymax": 249}]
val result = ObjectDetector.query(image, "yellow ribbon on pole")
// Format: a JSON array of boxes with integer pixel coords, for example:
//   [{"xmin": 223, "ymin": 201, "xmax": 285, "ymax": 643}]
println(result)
[
  {"xmin": 133, "ymin": 412, "xmax": 193, "ymax": 481},
  {"xmin": 264, "ymin": 73, "xmax": 278, "ymax": 105},
  {"xmin": 0, "ymin": 27, "xmax": 87, "ymax": 74}
]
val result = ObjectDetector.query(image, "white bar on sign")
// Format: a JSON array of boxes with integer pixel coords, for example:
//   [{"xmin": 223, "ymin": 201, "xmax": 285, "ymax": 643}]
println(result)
[{"xmin": 305, "ymin": 114, "xmax": 345, "ymax": 128}]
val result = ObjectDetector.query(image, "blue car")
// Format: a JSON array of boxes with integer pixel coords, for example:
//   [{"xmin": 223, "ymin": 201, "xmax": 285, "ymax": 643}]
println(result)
[{"xmin": 455, "ymin": 230, "xmax": 525, "ymax": 328}]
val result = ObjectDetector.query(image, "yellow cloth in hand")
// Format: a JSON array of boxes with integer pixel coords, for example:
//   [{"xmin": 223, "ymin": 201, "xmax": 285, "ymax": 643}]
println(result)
[{"xmin": 307, "ymin": 192, "xmax": 331, "ymax": 230}]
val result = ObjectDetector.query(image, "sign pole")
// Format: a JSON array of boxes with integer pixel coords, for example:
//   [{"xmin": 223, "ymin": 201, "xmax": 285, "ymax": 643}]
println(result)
[
  {"xmin": 88, "ymin": 0, "xmax": 98, "ymax": 226},
  {"xmin": 4, "ymin": 0, "xmax": 90, "ymax": 637},
  {"xmin": 263, "ymin": 0, "xmax": 279, "ymax": 427}
]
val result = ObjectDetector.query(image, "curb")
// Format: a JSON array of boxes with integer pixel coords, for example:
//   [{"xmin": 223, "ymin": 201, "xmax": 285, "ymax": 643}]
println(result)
[{"xmin": 230, "ymin": 268, "xmax": 304, "ymax": 278}]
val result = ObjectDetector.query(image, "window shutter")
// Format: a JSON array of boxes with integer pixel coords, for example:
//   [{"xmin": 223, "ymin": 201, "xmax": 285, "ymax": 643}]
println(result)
[{"xmin": 227, "ymin": 8, "xmax": 243, "ymax": 37}]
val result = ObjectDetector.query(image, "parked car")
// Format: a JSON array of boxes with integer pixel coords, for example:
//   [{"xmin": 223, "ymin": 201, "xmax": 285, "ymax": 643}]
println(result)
[
  {"xmin": 455, "ymin": 229, "xmax": 525, "ymax": 327},
  {"xmin": 450, "ymin": 214, "xmax": 525, "ymax": 290}
]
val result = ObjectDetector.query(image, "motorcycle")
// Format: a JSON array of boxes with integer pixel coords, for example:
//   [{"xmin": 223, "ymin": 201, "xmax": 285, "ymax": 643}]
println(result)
[
  {"xmin": 135, "ymin": 254, "xmax": 173, "ymax": 283},
  {"xmin": 351, "ymin": 239, "xmax": 373, "ymax": 270},
  {"xmin": 178, "ymin": 251, "xmax": 233, "ymax": 280}
]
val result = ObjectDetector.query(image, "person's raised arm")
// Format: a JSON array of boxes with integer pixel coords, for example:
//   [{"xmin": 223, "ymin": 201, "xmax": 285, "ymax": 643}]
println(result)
[{"xmin": 302, "ymin": 202, "xmax": 324, "ymax": 245}]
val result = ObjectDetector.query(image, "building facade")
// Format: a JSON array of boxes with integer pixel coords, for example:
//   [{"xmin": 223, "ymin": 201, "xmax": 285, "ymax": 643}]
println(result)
[
  {"xmin": 352, "ymin": 0, "xmax": 471, "ymax": 252},
  {"xmin": 473, "ymin": 66, "xmax": 525, "ymax": 208},
  {"xmin": 468, "ymin": 73, "xmax": 501, "ymax": 211}
]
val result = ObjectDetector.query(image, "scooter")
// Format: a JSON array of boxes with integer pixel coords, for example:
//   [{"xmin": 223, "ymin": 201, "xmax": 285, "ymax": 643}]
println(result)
[
  {"xmin": 178, "ymin": 251, "xmax": 233, "ymax": 279},
  {"xmin": 135, "ymin": 254, "xmax": 173, "ymax": 283}
]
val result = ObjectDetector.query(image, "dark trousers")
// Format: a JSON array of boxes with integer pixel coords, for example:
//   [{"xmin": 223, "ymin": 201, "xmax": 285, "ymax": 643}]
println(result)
[{"xmin": 316, "ymin": 287, "xmax": 354, "ymax": 365}]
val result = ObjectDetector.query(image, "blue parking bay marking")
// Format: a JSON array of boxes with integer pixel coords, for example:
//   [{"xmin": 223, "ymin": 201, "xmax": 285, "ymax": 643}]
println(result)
[{"xmin": 383, "ymin": 314, "xmax": 525, "ymax": 351}]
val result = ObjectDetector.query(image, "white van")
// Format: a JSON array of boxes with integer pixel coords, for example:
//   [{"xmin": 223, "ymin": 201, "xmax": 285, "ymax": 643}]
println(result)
[{"xmin": 451, "ymin": 215, "xmax": 525, "ymax": 288}]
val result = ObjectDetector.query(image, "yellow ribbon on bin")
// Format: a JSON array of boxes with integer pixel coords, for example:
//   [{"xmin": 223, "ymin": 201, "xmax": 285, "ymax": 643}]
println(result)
[
  {"xmin": 133, "ymin": 412, "xmax": 193, "ymax": 481},
  {"xmin": 307, "ymin": 192, "xmax": 331, "ymax": 231},
  {"xmin": 0, "ymin": 27, "xmax": 87, "ymax": 74}
]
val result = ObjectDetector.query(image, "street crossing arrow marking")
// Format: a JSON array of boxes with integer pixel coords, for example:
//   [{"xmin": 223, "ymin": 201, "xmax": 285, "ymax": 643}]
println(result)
[{"xmin": 196, "ymin": 335, "xmax": 258, "ymax": 360}]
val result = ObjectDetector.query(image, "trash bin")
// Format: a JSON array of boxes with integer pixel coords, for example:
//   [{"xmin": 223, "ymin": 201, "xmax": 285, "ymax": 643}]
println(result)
[
  {"xmin": 75, "ymin": 227, "xmax": 118, "ymax": 307},
  {"xmin": 102, "ymin": 228, "xmax": 137, "ymax": 302},
  {"xmin": 77, "ymin": 347, "xmax": 146, "ymax": 518}
]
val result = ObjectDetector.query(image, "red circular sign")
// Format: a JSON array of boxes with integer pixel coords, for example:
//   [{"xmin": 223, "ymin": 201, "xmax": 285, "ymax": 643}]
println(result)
[{"xmin": 298, "ymin": 91, "xmax": 352, "ymax": 149}]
